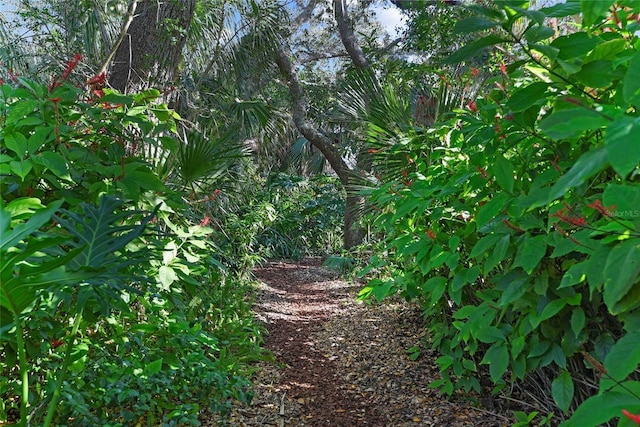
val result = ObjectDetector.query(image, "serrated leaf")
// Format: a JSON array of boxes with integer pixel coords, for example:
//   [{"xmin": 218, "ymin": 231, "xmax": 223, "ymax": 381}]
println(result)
[{"xmin": 6, "ymin": 99, "xmax": 38, "ymax": 124}]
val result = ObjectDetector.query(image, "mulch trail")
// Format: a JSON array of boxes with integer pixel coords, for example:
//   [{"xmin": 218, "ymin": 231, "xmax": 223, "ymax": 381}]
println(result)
[{"xmin": 204, "ymin": 258, "xmax": 512, "ymax": 426}]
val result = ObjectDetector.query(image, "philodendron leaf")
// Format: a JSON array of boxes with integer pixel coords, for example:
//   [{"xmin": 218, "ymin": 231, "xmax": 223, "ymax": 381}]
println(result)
[{"xmin": 55, "ymin": 195, "xmax": 159, "ymax": 270}]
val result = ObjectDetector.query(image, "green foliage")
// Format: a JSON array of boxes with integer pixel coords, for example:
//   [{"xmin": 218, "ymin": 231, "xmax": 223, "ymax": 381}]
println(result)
[
  {"xmin": 0, "ymin": 71, "xmax": 264, "ymax": 424},
  {"xmin": 361, "ymin": 1, "xmax": 640, "ymax": 425}
]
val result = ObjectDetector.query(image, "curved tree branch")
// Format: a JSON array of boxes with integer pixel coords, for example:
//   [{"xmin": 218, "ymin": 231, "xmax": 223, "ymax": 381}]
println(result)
[
  {"xmin": 274, "ymin": 45, "xmax": 352, "ymax": 185},
  {"xmin": 333, "ymin": 0, "xmax": 368, "ymax": 68}
]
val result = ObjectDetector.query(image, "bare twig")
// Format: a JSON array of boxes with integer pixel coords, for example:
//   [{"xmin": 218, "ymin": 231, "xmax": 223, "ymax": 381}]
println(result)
[{"xmin": 96, "ymin": 0, "xmax": 138, "ymax": 77}]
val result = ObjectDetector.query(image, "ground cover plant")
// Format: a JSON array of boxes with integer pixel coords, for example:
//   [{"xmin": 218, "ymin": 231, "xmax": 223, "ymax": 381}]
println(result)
[
  {"xmin": 0, "ymin": 64, "xmax": 264, "ymax": 425},
  {"xmin": 359, "ymin": 0, "xmax": 640, "ymax": 425}
]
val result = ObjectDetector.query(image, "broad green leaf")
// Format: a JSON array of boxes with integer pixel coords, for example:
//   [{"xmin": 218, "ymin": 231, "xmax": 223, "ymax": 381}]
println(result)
[
  {"xmin": 551, "ymin": 371, "xmax": 574, "ymax": 413},
  {"xmin": 605, "ymin": 117, "xmax": 640, "ymax": 178},
  {"xmin": 532, "ymin": 298, "xmax": 569, "ymax": 328},
  {"xmin": 145, "ymin": 358, "xmax": 163, "ymax": 375},
  {"xmin": 545, "ymin": 147, "xmax": 608, "ymax": 204},
  {"xmin": 539, "ymin": 107, "xmax": 610, "ymax": 139},
  {"xmin": 475, "ymin": 326, "xmax": 506, "ymax": 344},
  {"xmin": 469, "ymin": 234, "xmax": 502, "ymax": 259},
  {"xmin": 603, "ymin": 184, "xmax": 640, "ymax": 219},
  {"xmin": 424, "ymin": 277, "xmax": 448, "ymax": 305},
  {"xmin": 4, "ymin": 131, "xmax": 28, "ymax": 157},
  {"xmin": 485, "ymin": 234, "xmax": 511, "ymax": 272},
  {"xmin": 445, "ymin": 34, "xmax": 506, "ymax": 64},
  {"xmin": 9, "ymin": 160, "xmax": 32, "ymax": 181},
  {"xmin": 530, "ymin": 43, "xmax": 559, "ymax": 61},
  {"xmin": 158, "ymin": 265, "xmax": 177, "ymax": 289},
  {"xmin": 551, "ymin": 32, "xmax": 599, "ymax": 60},
  {"xmin": 574, "ymin": 61, "xmax": 623, "ymax": 88},
  {"xmin": 497, "ymin": 270, "xmax": 529, "ymax": 306},
  {"xmin": 0, "ymin": 200, "xmax": 63, "ymax": 251},
  {"xmin": 373, "ymin": 280, "xmax": 393, "ymax": 302},
  {"xmin": 27, "ymin": 126, "xmax": 53, "ymax": 154},
  {"xmin": 623, "ymin": 50, "xmax": 640, "ymax": 105},
  {"xmin": 604, "ymin": 329, "xmax": 640, "ymax": 382},
  {"xmin": 506, "ymin": 82, "xmax": 549, "ymax": 112},
  {"xmin": 512, "ymin": 235, "xmax": 546, "ymax": 274},
  {"xmin": 6, "ymin": 99, "xmax": 38, "ymax": 124},
  {"xmin": 476, "ymin": 193, "xmax": 511, "ymax": 228},
  {"xmin": 100, "ymin": 93, "xmax": 134, "ymax": 106},
  {"xmin": 560, "ymin": 391, "xmax": 640, "ymax": 427},
  {"xmin": 453, "ymin": 16, "xmax": 499, "ymax": 34},
  {"xmin": 585, "ymin": 39, "xmax": 626, "ymax": 63},
  {"xmin": 586, "ymin": 245, "xmax": 611, "ymax": 294},
  {"xmin": 5, "ymin": 198, "xmax": 45, "ymax": 217},
  {"xmin": 492, "ymin": 155, "xmax": 515, "ymax": 193},
  {"xmin": 482, "ymin": 343, "xmax": 509, "ymax": 382},
  {"xmin": 540, "ymin": 1, "xmax": 581, "ymax": 18},
  {"xmin": 603, "ymin": 239, "xmax": 640, "ymax": 313},
  {"xmin": 570, "ymin": 307, "xmax": 585, "ymax": 338},
  {"xmin": 559, "ymin": 262, "xmax": 587, "ymax": 289},
  {"xmin": 580, "ymin": 0, "xmax": 615, "ymax": 27},
  {"xmin": 33, "ymin": 151, "xmax": 72, "ymax": 181}
]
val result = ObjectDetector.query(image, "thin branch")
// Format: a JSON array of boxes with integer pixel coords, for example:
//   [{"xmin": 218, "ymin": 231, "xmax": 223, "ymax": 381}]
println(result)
[{"xmin": 96, "ymin": 0, "xmax": 138, "ymax": 77}]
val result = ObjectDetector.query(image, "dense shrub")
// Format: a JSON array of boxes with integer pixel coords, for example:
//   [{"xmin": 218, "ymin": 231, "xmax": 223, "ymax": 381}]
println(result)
[
  {"xmin": 360, "ymin": 1, "xmax": 640, "ymax": 425},
  {"xmin": 0, "ymin": 68, "xmax": 264, "ymax": 425}
]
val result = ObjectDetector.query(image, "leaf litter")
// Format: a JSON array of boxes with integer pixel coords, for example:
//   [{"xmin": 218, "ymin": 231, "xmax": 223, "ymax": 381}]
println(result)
[{"xmin": 202, "ymin": 258, "xmax": 513, "ymax": 426}]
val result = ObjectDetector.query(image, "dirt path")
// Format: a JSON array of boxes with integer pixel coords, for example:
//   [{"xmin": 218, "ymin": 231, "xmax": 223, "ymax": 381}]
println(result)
[{"xmin": 205, "ymin": 259, "xmax": 512, "ymax": 426}]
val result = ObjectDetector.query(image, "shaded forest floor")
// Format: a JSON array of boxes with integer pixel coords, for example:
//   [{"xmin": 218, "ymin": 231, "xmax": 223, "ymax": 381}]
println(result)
[{"xmin": 203, "ymin": 258, "xmax": 516, "ymax": 426}]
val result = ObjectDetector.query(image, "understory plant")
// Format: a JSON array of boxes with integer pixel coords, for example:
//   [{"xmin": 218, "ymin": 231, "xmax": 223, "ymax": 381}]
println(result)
[
  {"xmin": 0, "ymin": 62, "xmax": 264, "ymax": 425},
  {"xmin": 360, "ymin": 1, "xmax": 640, "ymax": 425}
]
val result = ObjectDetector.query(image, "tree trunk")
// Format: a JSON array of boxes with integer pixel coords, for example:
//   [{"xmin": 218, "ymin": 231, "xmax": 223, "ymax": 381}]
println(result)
[
  {"xmin": 275, "ymin": 46, "xmax": 365, "ymax": 250},
  {"xmin": 108, "ymin": 0, "xmax": 196, "ymax": 93}
]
